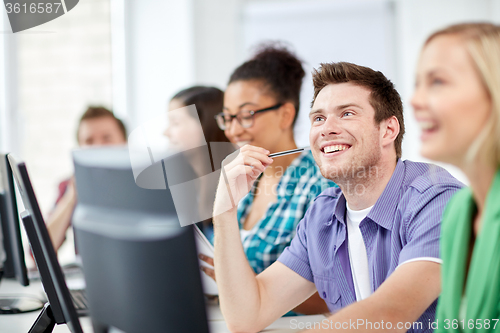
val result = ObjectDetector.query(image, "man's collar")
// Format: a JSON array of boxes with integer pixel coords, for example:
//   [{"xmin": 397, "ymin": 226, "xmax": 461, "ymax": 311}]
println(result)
[
  {"xmin": 333, "ymin": 159, "xmax": 405, "ymax": 230},
  {"xmin": 333, "ymin": 194, "xmax": 347, "ymax": 225},
  {"xmin": 367, "ymin": 159, "xmax": 405, "ymax": 230}
]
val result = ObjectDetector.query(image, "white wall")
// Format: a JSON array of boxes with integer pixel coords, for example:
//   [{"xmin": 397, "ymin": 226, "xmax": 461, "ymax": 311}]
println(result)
[
  {"xmin": 117, "ymin": 0, "xmax": 245, "ymax": 130},
  {"xmin": 117, "ymin": 0, "xmax": 196, "ymax": 129},
  {"xmin": 192, "ymin": 0, "xmax": 242, "ymax": 88}
]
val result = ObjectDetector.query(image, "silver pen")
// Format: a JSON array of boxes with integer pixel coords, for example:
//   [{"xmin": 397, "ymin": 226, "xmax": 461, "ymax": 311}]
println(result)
[{"xmin": 268, "ymin": 147, "xmax": 310, "ymax": 158}]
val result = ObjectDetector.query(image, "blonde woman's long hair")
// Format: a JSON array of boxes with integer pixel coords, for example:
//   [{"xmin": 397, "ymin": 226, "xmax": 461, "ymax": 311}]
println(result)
[{"xmin": 425, "ymin": 23, "xmax": 500, "ymax": 169}]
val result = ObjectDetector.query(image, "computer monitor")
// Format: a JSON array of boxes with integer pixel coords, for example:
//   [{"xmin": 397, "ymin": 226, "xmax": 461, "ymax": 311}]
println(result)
[
  {"xmin": 72, "ymin": 147, "xmax": 209, "ymax": 333},
  {"xmin": 8, "ymin": 154, "xmax": 83, "ymax": 333},
  {"xmin": 0, "ymin": 154, "xmax": 44, "ymax": 314}
]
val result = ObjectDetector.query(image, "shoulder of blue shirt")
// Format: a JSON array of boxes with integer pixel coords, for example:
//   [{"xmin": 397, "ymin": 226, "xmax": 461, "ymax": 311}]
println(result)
[{"xmin": 311, "ymin": 159, "xmax": 465, "ymax": 202}]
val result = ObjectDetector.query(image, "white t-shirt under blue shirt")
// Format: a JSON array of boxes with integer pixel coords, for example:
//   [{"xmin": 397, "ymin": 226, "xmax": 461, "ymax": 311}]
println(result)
[{"xmin": 346, "ymin": 204, "xmax": 374, "ymax": 301}]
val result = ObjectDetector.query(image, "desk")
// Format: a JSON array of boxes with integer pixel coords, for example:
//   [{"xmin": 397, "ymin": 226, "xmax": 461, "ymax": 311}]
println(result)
[{"xmin": 0, "ymin": 278, "xmax": 326, "ymax": 333}]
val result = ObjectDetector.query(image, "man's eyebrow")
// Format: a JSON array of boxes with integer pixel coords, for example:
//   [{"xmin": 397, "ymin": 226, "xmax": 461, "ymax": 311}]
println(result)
[
  {"xmin": 309, "ymin": 103, "xmax": 362, "ymax": 116},
  {"xmin": 335, "ymin": 103, "xmax": 362, "ymax": 110}
]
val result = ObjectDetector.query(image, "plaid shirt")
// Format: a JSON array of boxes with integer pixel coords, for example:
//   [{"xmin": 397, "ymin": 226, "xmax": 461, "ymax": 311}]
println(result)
[{"xmin": 237, "ymin": 151, "xmax": 336, "ymax": 274}]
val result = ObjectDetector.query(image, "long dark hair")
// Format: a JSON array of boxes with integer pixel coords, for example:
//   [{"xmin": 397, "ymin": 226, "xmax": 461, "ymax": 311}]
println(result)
[{"xmin": 171, "ymin": 86, "xmax": 229, "ymax": 143}]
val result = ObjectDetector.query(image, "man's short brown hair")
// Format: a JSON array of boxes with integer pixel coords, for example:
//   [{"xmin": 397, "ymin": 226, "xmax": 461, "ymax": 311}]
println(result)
[
  {"xmin": 312, "ymin": 62, "xmax": 404, "ymax": 159},
  {"xmin": 77, "ymin": 106, "xmax": 127, "ymax": 142}
]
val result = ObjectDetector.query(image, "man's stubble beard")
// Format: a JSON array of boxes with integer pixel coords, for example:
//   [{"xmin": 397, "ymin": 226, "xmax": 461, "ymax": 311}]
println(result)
[{"xmin": 318, "ymin": 136, "xmax": 382, "ymax": 190}]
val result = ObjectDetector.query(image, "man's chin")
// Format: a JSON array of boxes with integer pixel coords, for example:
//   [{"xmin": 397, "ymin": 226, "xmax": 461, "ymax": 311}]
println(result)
[
  {"xmin": 319, "ymin": 165, "xmax": 343, "ymax": 182},
  {"xmin": 320, "ymin": 161, "xmax": 358, "ymax": 181}
]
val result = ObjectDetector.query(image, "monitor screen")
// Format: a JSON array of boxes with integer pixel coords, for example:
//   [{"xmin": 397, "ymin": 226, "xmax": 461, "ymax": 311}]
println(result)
[
  {"xmin": 0, "ymin": 154, "xmax": 44, "ymax": 314},
  {"xmin": 72, "ymin": 147, "xmax": 209, "ymax": 333},
  {"xmin": 0, "ymin": 154, "xmax": 28, "ymax": 285},
  {"xmin": 8, "ymin": 154, "xmax": 83, "ymax": 333}
]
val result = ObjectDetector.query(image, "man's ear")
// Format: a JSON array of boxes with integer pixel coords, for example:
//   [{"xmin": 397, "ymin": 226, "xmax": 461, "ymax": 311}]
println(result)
[
  {"xmin": 380, "ymin": 116, "xmax": 400, "ymax": 148},
  {"xmin": 279, "ymin": 102, "xmax": 296, "ymax": 130}
]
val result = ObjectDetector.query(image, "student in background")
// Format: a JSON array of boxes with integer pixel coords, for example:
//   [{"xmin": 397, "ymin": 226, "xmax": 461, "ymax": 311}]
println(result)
[
  {"xmin": 200, "ymin": 44, "xmax": 335, "ymax": 314},
  {"xmin": 47, "ymin": 106, "xmax": 127, "ymax": 251},
  {"xmin": 164, "ymin": 86, "xmax": 231, "ymax": 240},
  {"xmin": 412, "ymin": 23, "xmax": 500, "ymax": 331}
]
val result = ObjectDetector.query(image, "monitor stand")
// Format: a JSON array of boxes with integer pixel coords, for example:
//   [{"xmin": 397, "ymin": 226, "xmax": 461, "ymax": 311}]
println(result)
[{"xmin": 28, "ymin": 302, "xmax": 56, "ymax": 333}]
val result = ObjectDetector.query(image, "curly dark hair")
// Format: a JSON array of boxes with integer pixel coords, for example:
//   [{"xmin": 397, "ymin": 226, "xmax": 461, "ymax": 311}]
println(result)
[{"xmin": 228, "ymin": 42, "xmax": 305, "ymax": 125}]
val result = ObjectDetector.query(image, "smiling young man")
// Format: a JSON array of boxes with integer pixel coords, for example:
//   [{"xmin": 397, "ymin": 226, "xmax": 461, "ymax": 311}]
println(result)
[{"xmin": 213, "ymin": 62, "xmax": 463, "ymax": 333}]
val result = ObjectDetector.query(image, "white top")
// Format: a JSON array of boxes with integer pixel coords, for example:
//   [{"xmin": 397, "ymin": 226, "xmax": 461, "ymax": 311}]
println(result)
[
  {"xmin": 240, "ymin": 229, "xmax": 252, "ymax": 243},
  {"xmin": 346, "ymin": 204, "xmax": 374, "ymax": 301}
]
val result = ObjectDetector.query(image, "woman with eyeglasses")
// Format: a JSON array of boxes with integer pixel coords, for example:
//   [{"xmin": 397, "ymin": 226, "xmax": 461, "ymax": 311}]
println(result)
[
  {"xmin": 411, "ymin": 23, "xmax": 500, "ymax": 331},
  {"xmin": 200, "ymin": 44, "xmax": 335, "ymax": 314}
]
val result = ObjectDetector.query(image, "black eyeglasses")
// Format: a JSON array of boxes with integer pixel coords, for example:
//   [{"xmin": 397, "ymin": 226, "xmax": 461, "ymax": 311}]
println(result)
[{"xmin": 214, "ymin": 103, "xmax": 283, "ymax": 130}]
